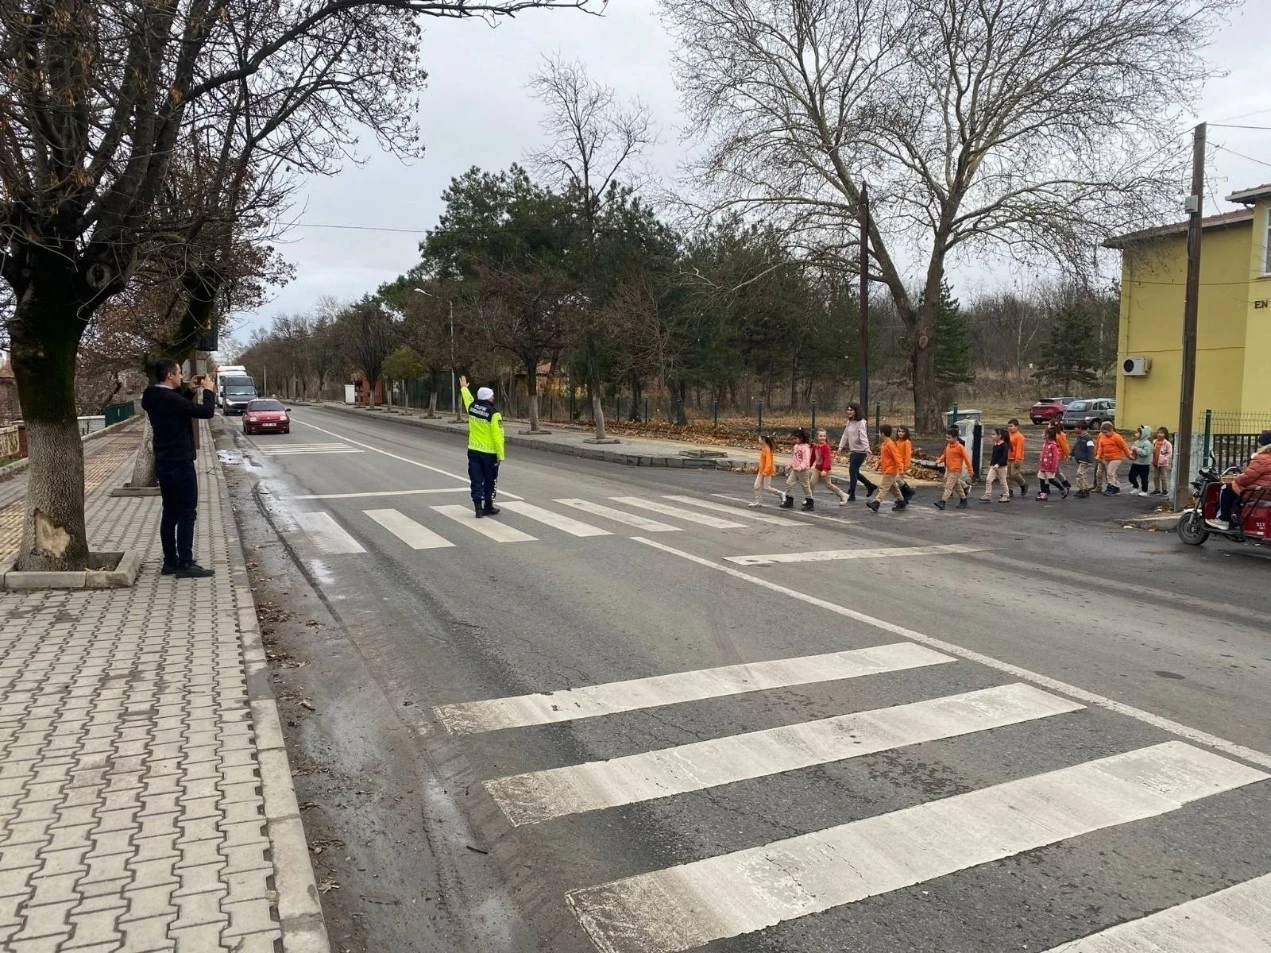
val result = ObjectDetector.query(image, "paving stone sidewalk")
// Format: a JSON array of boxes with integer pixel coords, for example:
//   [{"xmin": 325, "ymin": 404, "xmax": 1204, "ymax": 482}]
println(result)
[{"xmin": 0, "ymin": 421, "xmax": 328, "ymax": 952}]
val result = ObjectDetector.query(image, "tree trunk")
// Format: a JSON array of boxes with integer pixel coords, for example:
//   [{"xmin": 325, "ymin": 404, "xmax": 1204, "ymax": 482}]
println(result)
[
  {"xmin": 525, "ymin": 363, "xmax": 542, "ymax": 432},
  {"xmin": 8, "ymin": 284, "xmax": 92, "ymax": 571},
  {"xmin": 912, "ymin": 327, "xmax": 941, "ymax": 432},
  {"xmin": 130, "ymin": 416, "xmax": 157, "ymax": 488},
  {"xmin": 591, "ymin": 390, "xmax": 607, "ymax": 440}
]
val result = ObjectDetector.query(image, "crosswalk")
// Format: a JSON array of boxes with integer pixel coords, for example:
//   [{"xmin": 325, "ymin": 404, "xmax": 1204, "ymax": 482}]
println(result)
[
  {"xmin": 255, "ymin": 441, "xmax": 363, "ymax": 455},
  {"xmin": 432, "ymin": 647, "xmax": 1271, "ymax": 953},
  {"xmin": 289, "ymin": 494, "xmax": 835, "ymax": 556}
]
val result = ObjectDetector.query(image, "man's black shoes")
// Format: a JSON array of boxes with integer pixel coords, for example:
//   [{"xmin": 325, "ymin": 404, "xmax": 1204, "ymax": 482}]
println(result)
[
  {"xmin": 174, "ymin": 563, "xmax": 214, "ymax": 579},
  {"xmin": 483, "ymin": 502, "xmax": 500, "ymax": 516}
]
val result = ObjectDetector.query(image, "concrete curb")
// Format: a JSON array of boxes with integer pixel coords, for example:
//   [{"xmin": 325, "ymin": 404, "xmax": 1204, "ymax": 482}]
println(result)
[
  {"xmin": 301, "ymin": 401, "xmax": 745, "ymax": 470},
  {"xmin": 212, "ymin": 428, "xmax": 332, "ymax": 953},
  {"xmin": 0, "ymin": 548, "xmax": 143, "ymax": 590}
]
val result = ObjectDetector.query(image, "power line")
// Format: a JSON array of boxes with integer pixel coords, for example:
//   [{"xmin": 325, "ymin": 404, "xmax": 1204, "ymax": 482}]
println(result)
[
  {"xmin": 1213, "ymin": 144, "xmax": 1271, "ymax": 171},
  {"xmin": 1209, "ymin": 123, "xmax": 1271, "ymax": 131}
]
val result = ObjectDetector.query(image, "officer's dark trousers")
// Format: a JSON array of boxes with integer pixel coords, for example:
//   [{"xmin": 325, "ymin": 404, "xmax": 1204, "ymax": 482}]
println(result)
[
  {"xmin": 468, "ymin": 450, "xmax": 498, "ymax": 505},
  {"xmin": 156, "ymin": 461, "xmax": 198, "ymax": 567}
]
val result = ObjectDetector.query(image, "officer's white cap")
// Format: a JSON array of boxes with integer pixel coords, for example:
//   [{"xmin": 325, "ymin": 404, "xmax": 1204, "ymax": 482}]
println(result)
[{"xmin": 477, "ymin": 387, "xmax": 494, "ymax": 401}]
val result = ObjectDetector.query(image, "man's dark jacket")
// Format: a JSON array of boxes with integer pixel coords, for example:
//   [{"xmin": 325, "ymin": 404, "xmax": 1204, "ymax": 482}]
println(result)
[{"xmin": 141, "ymin": 386, "xmax": 216, "ymax": 464}]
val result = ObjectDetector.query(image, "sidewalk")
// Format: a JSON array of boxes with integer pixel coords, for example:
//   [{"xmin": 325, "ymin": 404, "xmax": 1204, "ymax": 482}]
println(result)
[{"xmin": 0, "ymin": 420, "xmax": 327, "ymax": 952}]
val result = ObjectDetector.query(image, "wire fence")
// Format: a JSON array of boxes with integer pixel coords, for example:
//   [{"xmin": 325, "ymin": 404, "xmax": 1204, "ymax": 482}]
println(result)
[{"xmin": 1200, "ymin": 411, "xmax": 1271, "ymax": 435}]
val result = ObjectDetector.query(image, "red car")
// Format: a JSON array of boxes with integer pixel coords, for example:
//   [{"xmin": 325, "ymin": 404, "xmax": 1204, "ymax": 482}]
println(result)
[
  {"xmin": 242, "ymin": 398, "xmax": 290, "ymax": 435},
  {"xmin": 1029, "ymin": 397, "xmax": 1074, "ymax": 425}
]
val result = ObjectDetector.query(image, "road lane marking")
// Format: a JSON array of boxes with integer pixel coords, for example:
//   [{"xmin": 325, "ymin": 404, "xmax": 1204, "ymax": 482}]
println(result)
[
  {"xmin": 660, "ymin": 495, "xmax": 793, "ymax": 526},
  {"xmin": 259, "ymin": 448, "xmax": 364, "ymax": 455},
  {"xmin": 632, "ymin": 537, "xmax": 1271, "ymax": 770},
  {"xmin": 1040, "ymin": 872, "xmax": 1271, "ymax": 951},
  {"xmin": 295, "ymin": 511, "xmax": 365, "ymax": 555},
  {"xmin": 290, "ymin": 417, "xmax": 523, "ymax": 498},
  {"xmin": 486, "ymin": 683, "xmax": 1083, "ymax": 825},
  {"xmin": 610, "ymin": 497, "xmax": 745, "ymax": 529},
  {"xmin": 726, "ymin": 543, "xmax": 985, "ymax": 566},
  {"xmin": 554, "ymin": 500, "xmax": 682, "ymax": 533},
  {"xmin": 497, "ymin": 501, "xmax": 611, "ymax": 538},
  {"xmin": 432, "ymin": 505, "xmax": 536, "ymax": 543},
  {"xmin": 433, "ymin": 642, "xmax": 953, "ymax": 735},
  {"xmin": 363, "ymin": 509, "xmax": 454, "ymax": 550},
  {"xmin": 566, "ymin": 742, "xmax": 1269, "ymax": 953},
  {"xmin": 295, "ymin": 488, "xmax": 470, "ymax": 500}
]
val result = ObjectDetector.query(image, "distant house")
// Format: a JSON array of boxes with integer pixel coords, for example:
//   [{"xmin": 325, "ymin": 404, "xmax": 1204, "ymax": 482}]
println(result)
[{"xmin": 1105, "ymin": 184, "xmax": 1271, "ymax": 431}]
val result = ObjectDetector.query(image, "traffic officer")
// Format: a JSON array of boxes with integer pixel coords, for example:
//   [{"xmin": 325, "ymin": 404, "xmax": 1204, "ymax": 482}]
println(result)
[{"xmin": 458, "ymin": 375, "xmax": 505, "ymax": 517}]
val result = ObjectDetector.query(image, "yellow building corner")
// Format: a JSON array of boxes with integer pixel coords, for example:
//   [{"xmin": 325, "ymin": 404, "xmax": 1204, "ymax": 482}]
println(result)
[{"xmin": 1105, "ymin": 183, "xmax": 1271, "ymax": 433}]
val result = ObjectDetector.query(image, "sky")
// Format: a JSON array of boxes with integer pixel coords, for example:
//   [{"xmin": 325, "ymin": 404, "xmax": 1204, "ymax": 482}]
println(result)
[{"xmin": 232, "ymin": 0, "xmax": 1271, "ymax": 344}]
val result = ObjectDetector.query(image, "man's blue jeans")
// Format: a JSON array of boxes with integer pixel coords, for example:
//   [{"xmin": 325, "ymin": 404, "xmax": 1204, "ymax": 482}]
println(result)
[{"xmin": 155, "ymin": 461, "xmax": 198, "ymax": 566}]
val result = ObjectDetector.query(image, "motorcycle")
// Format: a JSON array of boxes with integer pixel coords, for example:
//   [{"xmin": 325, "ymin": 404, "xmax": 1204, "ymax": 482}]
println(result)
[{"xmin": 1176, "ymin": 458, "xmax": 1271, "ymax": 547}]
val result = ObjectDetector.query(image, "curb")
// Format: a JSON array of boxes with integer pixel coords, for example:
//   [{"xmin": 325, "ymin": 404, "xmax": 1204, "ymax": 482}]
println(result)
[
  {"xmin": 212, "ymin": 426, "xmax": 332, "ymax": 953},
  {"xmin": 302, "ymin": 402, "xmax": 744, "ymax": 470}
]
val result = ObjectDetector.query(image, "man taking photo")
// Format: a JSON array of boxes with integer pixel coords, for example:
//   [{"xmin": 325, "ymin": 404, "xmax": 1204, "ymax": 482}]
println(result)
[{"xmin": 141, "ymin": 360, "xmax": 217, "ymax": 577}]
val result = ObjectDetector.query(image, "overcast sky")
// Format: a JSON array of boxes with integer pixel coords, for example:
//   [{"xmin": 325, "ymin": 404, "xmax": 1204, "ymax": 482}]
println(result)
[{"xmin": 233, "ymin": 0, "xmax": 1271, "ymax": 343}]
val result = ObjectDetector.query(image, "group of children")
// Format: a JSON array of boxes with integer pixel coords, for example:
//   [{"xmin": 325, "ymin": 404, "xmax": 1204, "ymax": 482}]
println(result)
[{"xmin": 752, "ymin": 417, "xmax": 1176, "ymax": 512}]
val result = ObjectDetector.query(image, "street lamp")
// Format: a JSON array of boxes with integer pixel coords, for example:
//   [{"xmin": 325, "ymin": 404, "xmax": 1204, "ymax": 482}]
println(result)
[{"xmin": 414, "ymin": 288, "xmax": 459, "ymax": 421}]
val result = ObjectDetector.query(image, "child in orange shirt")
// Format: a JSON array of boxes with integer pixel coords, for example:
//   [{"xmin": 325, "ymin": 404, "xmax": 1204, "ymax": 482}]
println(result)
[
  {"xmin": 934, "ymin": 428, "xmax": 972, "ymax": 510},
  {"xmin": 1096, "ymin": 422, "xmax": 1131, "ymax": 495},
  {"xmin": 866, "ymin": 425, "xmax": 907, "ymax": 513},
  {"xmin": 751, "ymin": 434, "xmax": 785, "ymax": 507},
  {"xmin": 893, "ymin": 425, "xmax": 918, "ymax": 505},
  {"xmin": 1006, "ymin": 418, "xmax": 1028, "ymax": 498}
]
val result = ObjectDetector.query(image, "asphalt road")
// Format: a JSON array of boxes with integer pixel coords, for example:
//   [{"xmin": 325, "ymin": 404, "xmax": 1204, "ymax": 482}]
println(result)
[{"xmin": 219, "ymin": 406, "xmax": 1271, "ymax": 953}]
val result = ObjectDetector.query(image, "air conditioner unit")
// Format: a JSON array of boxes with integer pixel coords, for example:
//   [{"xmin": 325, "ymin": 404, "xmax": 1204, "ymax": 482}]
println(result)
[{"xmin": 1122, "ymin": 356, "xmax": 1151, "ymax": 377}]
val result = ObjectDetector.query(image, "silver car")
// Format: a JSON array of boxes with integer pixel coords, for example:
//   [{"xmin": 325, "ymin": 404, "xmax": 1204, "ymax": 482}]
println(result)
[{"xmin": 1061, "ymin": 398, "xmax": 1116, "ymax": 429}]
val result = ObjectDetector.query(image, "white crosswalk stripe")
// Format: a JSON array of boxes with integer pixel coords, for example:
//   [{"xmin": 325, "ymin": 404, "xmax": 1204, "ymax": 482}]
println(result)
[
  {"xmin": 497, "ymin": 501, "xmax": 611, "ymax": 537},
  {"xmin": 1040, "ymin": 872, "xmax": 1271, "ymax": 951},
  {"xmin": 433, "ymin": 642, "xmax": 953, "ymax": 734},
  {"xmin": 363, "ymin": 509, "xmax": 453, "ymax": 550},
  {"xmin": 432, "ymin": 504, "xmax": 536, "ymax": 543},
  {"xmin": 726, "ymin": 543, "xmax": 984, "ymax": 566},
  {"xmin": 258, "ymin": 442, "xmax": 362, "ymax": 455},
  {"xmin": 554, "ymin": 499, "xmax": 682, "ymax": 532},
  {"xmin": 295, "ymin": 511, "xmax": 365, "ymax": 554},
  {"xmin": 660, "ymin": 495, "xmax": 794, "ymax": 526},
  {"xmin": 609, "ymin": 497, "xmax": 746, "ymax": 529},
  {"xmin": 566, "ymin": 742, "xmax": 1268, "ymax": 953},
  {"xmin": 486, "ymin": 683, "xmax": 1084, "ymax": 826}
]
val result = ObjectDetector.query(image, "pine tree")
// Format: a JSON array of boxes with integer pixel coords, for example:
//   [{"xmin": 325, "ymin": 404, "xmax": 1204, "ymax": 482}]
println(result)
[
  {"xmin": 932, "ymin": 280, "xmax": 973, "ymax": 407},
  {"xmin": 1036, "ymin": 302, "xmax": 1100, "ymax": 392}
]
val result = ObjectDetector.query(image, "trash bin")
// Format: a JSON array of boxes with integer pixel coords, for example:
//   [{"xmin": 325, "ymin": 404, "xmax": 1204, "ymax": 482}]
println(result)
[{"xmin": 943, "ymin": 409, "xmax": 982, "ymax": 445}]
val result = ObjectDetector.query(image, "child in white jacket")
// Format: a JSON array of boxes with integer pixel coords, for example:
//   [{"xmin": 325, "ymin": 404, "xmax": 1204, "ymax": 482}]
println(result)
[{"xmin": 1151, "ymin": 427, "xmax": 1174, "ymax": 496}]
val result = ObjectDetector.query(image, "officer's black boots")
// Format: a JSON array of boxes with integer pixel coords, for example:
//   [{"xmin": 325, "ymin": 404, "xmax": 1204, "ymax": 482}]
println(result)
[
  {"xmin": 483, "ymin": 501, "xmax": 500, "ymax": 516},
  {"xmin": 474, "ymin": 501, "xmax": 484, "ymax": 518}
]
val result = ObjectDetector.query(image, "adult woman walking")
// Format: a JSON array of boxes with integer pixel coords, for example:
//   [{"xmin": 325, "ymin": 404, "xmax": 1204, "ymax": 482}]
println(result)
[{"xmin": 836, "ymin": 403, "xmax": 877, "ymax": 501}]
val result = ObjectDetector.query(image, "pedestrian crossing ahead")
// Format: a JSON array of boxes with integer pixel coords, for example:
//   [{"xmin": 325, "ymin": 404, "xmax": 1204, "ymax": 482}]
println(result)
[
  {"xmin": 431, "ymin": 647, "xmax": 1271, "ymax": 953},
  {"xmin": 255, "ymin": 442, "xmax": 363, "ymax": 455}
]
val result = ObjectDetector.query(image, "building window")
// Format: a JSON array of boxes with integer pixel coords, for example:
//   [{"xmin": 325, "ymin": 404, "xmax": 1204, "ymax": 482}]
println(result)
[{"xmin": 1265, "ymin": 208, "xmax": 1271, "ymax": 274}]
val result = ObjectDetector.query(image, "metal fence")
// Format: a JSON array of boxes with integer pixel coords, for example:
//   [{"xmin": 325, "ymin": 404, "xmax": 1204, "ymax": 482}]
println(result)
[
  {"xmin": 103, "ymin": 400, "xmax": 136, "ymax": 426},
  {"xmin": 1200, "ymin": 411, "xmax": 1271, "ymax": 435}
]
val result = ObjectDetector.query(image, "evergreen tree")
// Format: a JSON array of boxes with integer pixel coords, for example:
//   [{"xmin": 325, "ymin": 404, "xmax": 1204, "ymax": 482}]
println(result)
[
  {"xmin": 920, "ymin": 280, "xmax": 973, "ymax": 409},
  {"xmin": 1036, "ymin": 302, "xmax": 1100, "ymax": 392}
]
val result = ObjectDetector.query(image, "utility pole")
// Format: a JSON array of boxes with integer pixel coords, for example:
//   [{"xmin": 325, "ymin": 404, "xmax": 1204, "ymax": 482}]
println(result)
[
  {"xmin": 1173, "ymin": 121, "xmax": 1205, "ymax": 512},
  {"xmin": 858, "ymin": 181, "xmax": 871, "ymax": 412},
  {"xmin": 450, "ymin": 299, "xmax": 459, "ymax": 422}
]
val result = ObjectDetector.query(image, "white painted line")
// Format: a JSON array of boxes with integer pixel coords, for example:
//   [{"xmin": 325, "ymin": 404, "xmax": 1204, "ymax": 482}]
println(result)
[
  {"xmin": 295, "ymin": 488, "xmax": 469, "ymax": 500},
  {"xmin": 631, "ymin": 537, "xmax": 1271, "ymax": 771},
  {"xmin": 487, "ymin": 683, "xmax": 1083, "ymax": 825},
  {"xmin": 363, "ymin": 509, "xmax": 454, "ymax": 550},
  {"xmin": 432, "ymin": 504, "xmax": 536, "ymax": 543},
  {"xmin": 260, "ymin": 448, "xmax": 364, "ymax": 455},
  {"xmin": 291, "ymin": 418, "xmax": 523, "ymax": 499},
  {"xmin": 610, "ymin": 497, "xmax": 745, "ymax": 529},
  {"xmin": 726, "ymin": 543, "xmax": 985, "ymax": 566},
  {"xmin": 567, "ymin": 742, "xmax": 1269, "ymax": 953},
  {"xmin": 1041, "ymin": 873, "xmax": 1271, "ymax": 952},
  {"xmin": 497, "ymin": 501, "xmax": 611, "ymax": 538},
  {"xmin": 433, "ymin": 642, "xmax": 953, "ymax": 735},
  {"xmin": 555, "ymin": 500, "xmax": 682, "ymax": 533},
  {"xmin": 661, "ymin": 495, "xmax": 793, "ymax": 526},
  {"xmin": 713, "ymin": 493, "xmax": 858, "ymax": 526},
  {"xmin": 295, "ymin": 511, "xmax": 365, "ymax": 555}
]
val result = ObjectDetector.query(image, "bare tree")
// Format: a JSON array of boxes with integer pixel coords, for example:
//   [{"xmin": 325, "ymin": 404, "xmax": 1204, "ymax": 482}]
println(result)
[
  {"xmin": 660, "ymin": 0, "xmax": 1231, "ymax": 429},
  {"xmin": 0, "ymin": 0, "xmax": 600, "ymax": 571},
  {"xmin": 528, "ymin": 55, "xmax": 654, "ymax": 440},
  {"xmin": 339, "ymin": 299, "xmax": 399, "ymax": 404}
]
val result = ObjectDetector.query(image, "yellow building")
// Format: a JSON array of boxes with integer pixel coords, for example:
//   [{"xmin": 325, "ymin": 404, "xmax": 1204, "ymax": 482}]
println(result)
[{"xmin": 1106, "ymin": 183, "xmax": 1271, "ymax": 431}]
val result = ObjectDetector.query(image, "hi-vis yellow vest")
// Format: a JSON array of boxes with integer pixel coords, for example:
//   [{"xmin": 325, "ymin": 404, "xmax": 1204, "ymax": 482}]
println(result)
[{"xmin": 461, "ymin": 387, "xmax": 506, "ymax": 460}]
